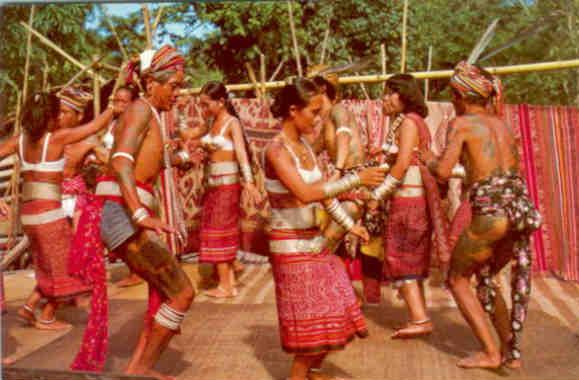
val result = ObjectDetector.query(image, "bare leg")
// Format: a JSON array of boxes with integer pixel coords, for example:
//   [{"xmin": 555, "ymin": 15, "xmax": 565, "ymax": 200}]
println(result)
[
  {"xmin": 116, "ymin": 271, "xmax": 144, "ymax": 288},
  {"xmin": 289, "ymin": 354, "xmax": 324, "ymax": 380},
  {"xmin": 449, "ymin": 273, "xmax": 501, "ymax": 368},
  {"xmin": 125, "ymin": 328, "xmax": 150, "ymax": 373},
  {"xmin": 391, "ymin": 280, "xmax": 433, "ymax": 339},
  {"xmin": 205, "ymin": 262, "xmax": 236, "ymax": 297},
  {"xmin": 35, "ymin": 300, "xmax": 72, "ymax": 330},
  {"xmin": 18, "ymin": 289, "xmax": 42, "ymax": 325}
]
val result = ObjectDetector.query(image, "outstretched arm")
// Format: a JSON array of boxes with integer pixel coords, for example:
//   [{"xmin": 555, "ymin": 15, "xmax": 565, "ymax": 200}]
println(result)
[
  {"xmin": 331, "ymin": 106, "xmax": 352, "ymax": 171},
  {"xmin": 53, "ymin": 108, "xmax": 115, "ymax": 146},
  {"xmin": 424, "ymin": 120, "xmax": 466, "ymax": 180}
]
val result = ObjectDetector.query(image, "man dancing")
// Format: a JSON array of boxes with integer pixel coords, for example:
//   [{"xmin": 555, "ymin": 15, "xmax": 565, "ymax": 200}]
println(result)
[
  {"xmin": 420, "ymin": 61, "xmax": 541, "ymax": 369},
  {"xmin": 70, "ymin": 45, "xmax": 194, "ymax": 380}
]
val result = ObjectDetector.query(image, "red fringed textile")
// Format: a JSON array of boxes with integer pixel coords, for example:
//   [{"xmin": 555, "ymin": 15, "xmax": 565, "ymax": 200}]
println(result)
[
  {"xmin": 62, "ymin": 175, "xmax": 90, "ymax": 212},
  {"xmin": 270, "ymin": 230, "xmax": 368, "ymax": 354},
  {"xmin": 199, "ymin": 184, "xmax": 241, "ymax": 263},
  {"xmin": 21, "ymin": 200, "xmax": 90, "ymax": 299}
]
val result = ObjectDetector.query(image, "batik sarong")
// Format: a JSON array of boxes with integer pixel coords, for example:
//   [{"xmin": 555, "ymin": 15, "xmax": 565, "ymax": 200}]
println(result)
[
  {"xmin": 269, "ymin": 228, "xmax": 368, "ymax": 354},
  {"xmin": 450, "ymin": 173, "xmax": 541, "ymax": 362},
  {"xmin": 21, "ymin": 199, "xmax": 91, "ymax": 299},
  {"xmin": 62, "ymin": 174, "xmax": 90, "ymax": 218},
  {"xmin": 199, "ymin": 181, "xmax": 241, "ymax": 264}
]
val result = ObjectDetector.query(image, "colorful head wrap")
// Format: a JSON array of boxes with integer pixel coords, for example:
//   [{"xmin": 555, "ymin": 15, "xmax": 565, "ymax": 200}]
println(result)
[
  {"xmin": 450, "ymin": 61, "xmax": 504, "ymax": 116},
  {"xmin": 125, "ymin": 45, "xmax": 185, "ymax": 89},
  {"xmin": 57, "ymin": 86, "xmax": 93, "ymax": 113}
]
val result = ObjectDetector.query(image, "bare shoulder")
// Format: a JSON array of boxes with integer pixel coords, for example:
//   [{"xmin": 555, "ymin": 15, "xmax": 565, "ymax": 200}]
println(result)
[
  {"xmin": 265, "ymin": 138, "xmax": 286, "ymax": 163},
  {"xmin": 331, "ymin": 103, "xmax": 350, "ymax": 121}
]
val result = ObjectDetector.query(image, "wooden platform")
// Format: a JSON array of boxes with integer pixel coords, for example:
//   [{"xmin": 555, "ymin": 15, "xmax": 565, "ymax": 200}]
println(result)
[{"xmin": 2, "ymin": 264, "xmax": 579, "ymax": 379}]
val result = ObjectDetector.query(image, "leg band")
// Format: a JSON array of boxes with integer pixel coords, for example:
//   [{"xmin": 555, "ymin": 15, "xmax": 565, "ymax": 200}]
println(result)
[{"xmin": 154, "ymin": 303, "xmax": 186, "ymax": 331}]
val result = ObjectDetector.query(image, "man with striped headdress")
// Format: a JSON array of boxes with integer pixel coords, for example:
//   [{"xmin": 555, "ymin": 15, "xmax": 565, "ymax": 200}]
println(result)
[
  {"xmin": 69, "ymin": 45, "xmax": 194, "ymax": 379},
  {"xmin": 420, "ymin": 61, "xmax": 541, "ymax": 369}
]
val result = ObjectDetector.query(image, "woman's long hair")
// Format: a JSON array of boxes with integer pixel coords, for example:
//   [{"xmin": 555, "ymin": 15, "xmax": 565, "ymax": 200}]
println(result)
[
  {"xmin": 200, "ymin": 81, "xmax": 240, "ymax": 119},
  {"xmin": 21, "ymin": 92, "xmax": 60, "ymax": 141},
  {"xmin": 385, "ymin": 74, "xmax": 428, "ymax": 118}
]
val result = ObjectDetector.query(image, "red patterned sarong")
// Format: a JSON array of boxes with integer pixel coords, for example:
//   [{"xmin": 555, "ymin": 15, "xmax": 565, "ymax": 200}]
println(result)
[
  {"xmin": 62, "ymin": 174, "xmax": 90, "ymax": 214},
  {"xmin": 199, "ymin": 183, "xmax": 241, "ymax": 263},
  {"xmin": 21, "ymin": 200, "xmax": 91, "ymax": 299},
  {"xmin": 270, "ymin": 229, "xmax": 368, "ymax": 354},
  {"xmin": 69, "ymin": 176, "xmax": 160, "ymax": 372},
  {"xmin": 384, "ymin": 196, "xmax": 431, "ymax": 280}
]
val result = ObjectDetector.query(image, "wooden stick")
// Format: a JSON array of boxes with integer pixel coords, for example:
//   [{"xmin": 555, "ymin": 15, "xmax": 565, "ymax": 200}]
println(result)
[
  {"xmin": 100, "ymin": 62, "xmax": 121, "ymax": 72},
  {"xmin": 400, "ymin": 0, "xmax": 409, "ymax": 73},
  {"xmin": 348, "ymin": 55, "xmax": 370, "ymax": 100},
  {"xmin": 424, "ymin": 45, "xmax": 433, "ymax": 101},
  {"xmin": 14, "ymin": 92, "xmax": 21, "ymax": 135},
  {"xmin": 287, "ymin": 1, "xmax": 302, "ymax": 76},
  {"xmin": 22, "ymin": 5, "xmax": 35, "ymax": 104},
  {"xmin": 142, "ymin": 5, "xmax": 153, "ymax": 50},
  {"xmin": 60, "ymin": 55, "xmax": 105, "ymax": 90},
  {"xmin": 269, "ymin": 60, "xmax": 285, "ymax": 81},
  {"xmin": 381, "ymin": 43, "xmax": 387, "ymax": 75},
  {"xmin": 42, "ymin": 57, "xmax": 49, "ymax": 91},
  {"xmin": 19, "ymin": 22, "xmax": 106, "ymax": 83},
  {"xmin": 98, "ymin": 4, "xmax": 129, "ymax": 61},
  {"xmin": 181, "ymin": 58, "xmax": 579, "ymax": 93},
  {"xmin": 320, "ymin": 23, "xmax": 330, "ymax": 65},
  {"xmin": 152, "ymin": 5, "xmax": 165, "ymax": 36},
  {"xmin": 245, "ymin": 62, "xmax": 261, "ymax": 99},
  {"xmin": 93, "ymin": 56, "xmax": 101, "ymax": 116},
  {"xmin": 260, "ymin": 53, "xmax": 267, "ymax": 99}
]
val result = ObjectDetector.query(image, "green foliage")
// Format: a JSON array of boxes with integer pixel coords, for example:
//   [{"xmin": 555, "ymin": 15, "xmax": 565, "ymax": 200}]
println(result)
[{"xmin": 0, "ymin": 0, "xmax": 578, "ymax": 117}]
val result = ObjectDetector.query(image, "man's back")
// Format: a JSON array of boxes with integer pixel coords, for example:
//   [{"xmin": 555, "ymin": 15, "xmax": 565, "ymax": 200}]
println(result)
[{"xmin": 457, "ymin": 113, "xmax": 519, "ymax": 185}]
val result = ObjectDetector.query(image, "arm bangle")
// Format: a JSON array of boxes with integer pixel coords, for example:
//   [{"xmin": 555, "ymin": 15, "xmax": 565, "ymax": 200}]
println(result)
[
  {"xmin": 111, "ymin": 152, "xmax": 135, "ymax": 163},
  {"xmin": 371, "ymin": 174, "xmax": 401, "ymax": 200},
  {"xmin": 451, "ymin": 164, "xmax": 466, "ymax": 179},
  {"xmin": 176, "ymin": 150, "xmax": 190, "ymax": 163},
  {"xmin": 322, "ymin": 172, "xmax": 361, "ymax": 198},
  {"xmin": 132, "ymin": 207, "xmax": 149, "ymax": 223},
  {"xmin": 325, "ymin": 199, "xmax": 355, "ymax": 231},
  {"xmin": 241, "ymin": 164, "xmax": 254, "ymax": 184}
]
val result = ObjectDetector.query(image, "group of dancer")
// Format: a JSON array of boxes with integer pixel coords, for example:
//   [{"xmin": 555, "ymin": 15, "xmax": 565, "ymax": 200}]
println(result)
[{"xmin": 0, "ymin": 44, "xmax": 541, "ymax": 380}]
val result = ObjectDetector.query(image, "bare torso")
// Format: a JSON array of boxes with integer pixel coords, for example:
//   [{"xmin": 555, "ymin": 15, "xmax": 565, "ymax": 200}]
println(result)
[
  {"xmin": 21, "ymin": 135, "xmax": 64, "ymax": 185},
  {"xmin": 457, "ymin": 113, "xmax": 519, "ymax": 186},
  {"xmin": 323, "ymin": 103, "xmax": 365, "ymax": 169}
]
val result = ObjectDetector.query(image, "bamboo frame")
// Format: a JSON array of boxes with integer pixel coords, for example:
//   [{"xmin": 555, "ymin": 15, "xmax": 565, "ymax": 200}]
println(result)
[
  {"xmin": 152, "ymin": 6, "xmax": 165, "ymax": 36},
  {"xmin": 19, "ymin": 22, "xmax": 106, "ymax": 83},
  {"xmin": 320, "ymin": 25, "xmax": 331, "ymax": 65},
  {"xmin": 93, "ymin": 55, "xmax": 101, "ymax": 116},
  {"xmin": 381, "ymin": 43, "xmax": 387, "ymax": 75},
  {"xmin": 269, "ymin": 60, "xmax": 285, "ymax": 82},
  {"xmin": 287, "ymin": 1, "xmax": 302, "ymax": 76},
  {"xmin": 400, "ymin": 0, "xmax": 409, "ymax": 73},
  {"xmin": 260, "ymin": 53, "xmax": 267, "ymax": 99},
  {"xmin": 424, "ymin": 45, "xmax": 433, "ymax": 101},
  {"xmin": 99, "ymin": 4, "xmax": 129, "ymax": 61},
  {"xmin": 245, "ymin": 62, "xmax": 262, "ymax": 99},
  {"xmin": 142, "ymin": 5, "xmax": 153, "ymax": 50},
  {"xmin": 60, "ymin": 55, "xmax": 105, "ymax": 90},
  {"xmin": 22, "ymin": 5, "xmax": 35, "ymax": 104},
  {"xmin": 181, "ymin": 58, "xmax": 579, "ymax": 94}
]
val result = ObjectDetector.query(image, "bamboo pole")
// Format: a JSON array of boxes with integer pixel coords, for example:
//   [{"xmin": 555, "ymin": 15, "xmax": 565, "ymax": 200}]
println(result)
[
  {"xmin": 424, "ymin": 45, "xmax": 433, "ymax": 101},
  {"xmin": 245, "ymin": 62, "xmax": 261, "ymax": 99},
  {"xmin": 381, "ymin": 43, "xmax": 387, "ymax": 75},
  {"xmin": 287, "ymin": 1, "xmax": 302, "ymax": 76},
  {"xmin": 93, "ymin": 56, "xmax": 101, "ymax": 116},
  {"xmin": 22, "ymin": 5, "xmax": 35, "ymax": 104},
  {"xmin": 142, "ymin": 5, "xmax": 153, "ymax": 50},
  {"xmin": 42, "ymin": 58, "xmax": 49, "ymax": 91},
  {"xmin": 99, "ymin": 4, "xmax": 129, "ymax": 61},
  {"xmin": 269, "ymin": 60, "xmax": 285, "ymax": 81},
  {"xmin": 320, "ymin": 25, "xmax": 330, "ymax": 65},
  {"xmin": 19, "ymin": 22, "xmax": 106, "ymax": 83},
  {"xmin": 348, "ymin": 55, "xmax": 370, "ymax": 100},
  {"xmin": 181, "ymin": 58, "xmax": 579, "ymax": 94},
  {"xmin": 260, "ymin": 53, "xmax": 267, "ymax": 99},
  {"xmin": 60, "ymin": 55, "xmax": 105, "ymax": 90},
  {"xmin": 100, "ymin": 62, "xmax": 121, "ymax": 72},
  {"xmin": 400, "ymin": 0, "xmax": 409, "ymax": 73},
  {"xmin": 152, "ymin": 5, "xmax": 165, "ymax": 36}
]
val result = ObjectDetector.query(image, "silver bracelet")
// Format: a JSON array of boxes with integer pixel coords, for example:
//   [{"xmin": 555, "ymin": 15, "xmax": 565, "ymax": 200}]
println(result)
[
  {"xmin": 371, "ymin": 174, "xmax": 401, "ymax": 200},
  {"xmin": 132, "ymin": 207, "xmax": 149, "ymax": 223},
  {"xmin": 322, "ymin": 173, "xmax": 361, "ymax": 198},
  {"xmin": 241, "ymin": 164, "xmax": 254, "ymax": 184},
  {"xmin": 325, "ymin": 199, "xmax": 355, "ymax": 231},
  {"xmin": 451, "ymin": 164, "xmax": 466, "ymax": 179},
  {"xmin": 176, "ymin": 150, "xmax": 190, "ymax": 163}
]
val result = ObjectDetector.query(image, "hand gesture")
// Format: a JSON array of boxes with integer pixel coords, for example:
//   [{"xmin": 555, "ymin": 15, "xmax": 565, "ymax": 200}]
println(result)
[
  {"xmin": 350, "ymin": 221, "xmax": 369, "ymax": 244},
  {"xmin": 357, "ymin": 166, "xmax": 386, "ymax": 187},
  {"xmin": 137, "ymin": 216, "xmax": 176, "ymax": 236},
  {"xmin": 418, "ymin": 149, "xmax": 436, "ymax": 165}
]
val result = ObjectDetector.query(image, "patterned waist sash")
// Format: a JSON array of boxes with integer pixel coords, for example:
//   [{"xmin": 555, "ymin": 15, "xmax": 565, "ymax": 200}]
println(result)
[
  {"xmin": 269, "ymin": 227, "xmax": 326, "ymax": 255},
  {"xmin": 22, "ymin": 182, "xmax": 61, "ymax": 202},
  {"xmin": 95, "ymin": 180, "xmax": 156, "ymax": 210},
  {"xmin": 207, "ymin": 161, "xmax": 239, "ymax": 187}
]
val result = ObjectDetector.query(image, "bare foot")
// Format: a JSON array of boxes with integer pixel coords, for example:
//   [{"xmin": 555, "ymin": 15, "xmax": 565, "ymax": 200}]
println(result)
[
  {"xmin": 127, "ymin": 367, "xmax": 176, "ymax": 380},
  {"xmin": 391, "ymin": 321, "xmax": 433, "ymax": 339},
  {"xmin": 457, "ymin": 352, "xmax": 502, "ymax": 369},
  {"xmin": 17, "ymin": 305, "xmax": 36, "ymax": 326},
  {"xmin": 504, "ymin": 359, "xmax": 522, "ymax": 369},
  {"xmin": 34, "ymin": 319, "xmax": 72, "ymax": 331},
  {"xmin": 2, "ymin": 356, "xmax": 16, "ymax": 366},
  {"xmin": 204, "ymin": 286, "xmax": 237, "ymax": 298},
  {"xmin": 308, "ymin": 370, "xmax": 348, "ymax": 380},
  {"xmin": 116, "ymin": 274, "xmax": 144, "ymax": 288}
]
